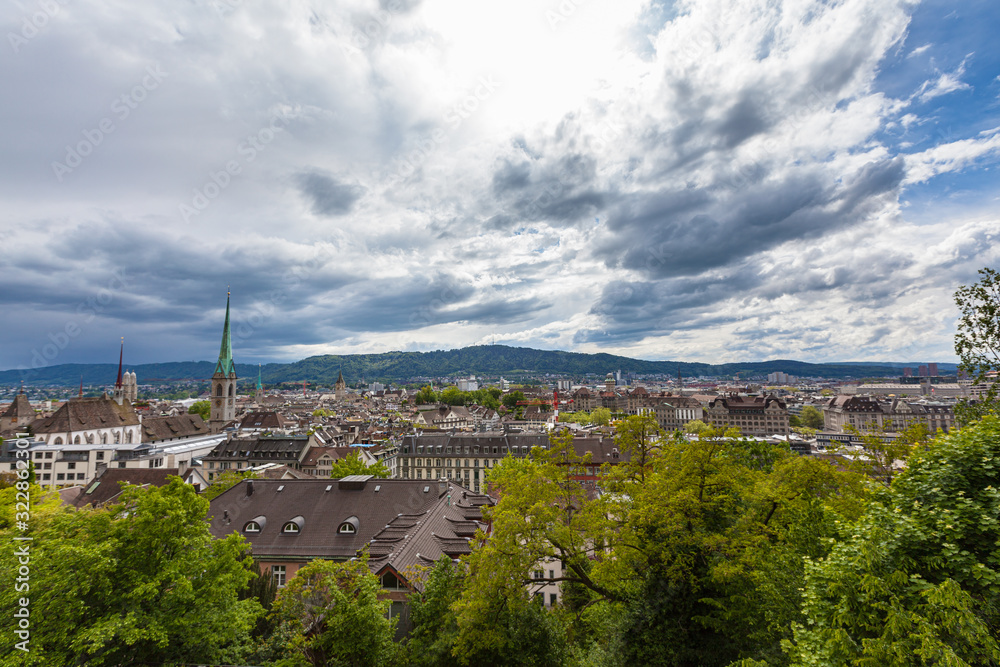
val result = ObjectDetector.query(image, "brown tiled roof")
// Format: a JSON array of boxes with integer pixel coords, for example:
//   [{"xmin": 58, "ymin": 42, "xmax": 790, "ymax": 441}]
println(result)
[
  {"xmin": 2, "ymin": 394, "xmax": 34, "ymax": 421},
  {"xmin": 73, "ymin": 467, "xmax": 180, "ymax": 508},
  {"xmin": 207, "ymin": 477, "xmax": 492, "ymax": 586},
  {"xmin": 141, "ymin": 414, "xmax": 209, "ymax": 442},
  {"xmin": 238, "ymin": 411, "xmax": 285, "ymax": 430},
  {"xmin": 32, "ymin": 395, "xmax": 139, "ymax": 433}
]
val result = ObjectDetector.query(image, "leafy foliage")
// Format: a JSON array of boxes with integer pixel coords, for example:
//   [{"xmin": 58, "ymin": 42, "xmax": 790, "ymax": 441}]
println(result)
[
  {"xmin": 203, "ymin": 469, "xmax": 259, "ymax": 501},
  {"xmin": 271, "ymin": 557, "xmax": 399, "ymax": 667},
  {"xmin": 328, "ymin": 449, "xmax": 391, "ymax": 479},
  {"xmin": 0, "ymin": 478, "xmax": 261, "ymax": 666},
  {"xmin": 786, "ymin": 415, "xmax": 1000, "ymax": 666},
  {"xmin": 955, "ymin": 268, "xmax": 1000, "ymax": 423},
  {"xmin": 188, "ymin": 399, "xmax": 211, "ymax": 420}
]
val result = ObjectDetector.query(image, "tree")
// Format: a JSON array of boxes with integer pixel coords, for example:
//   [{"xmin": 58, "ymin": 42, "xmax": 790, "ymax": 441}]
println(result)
[
  {"xmin": 414, "ymin": 385, "xmax": 438, "ymax": 405},
  {"xmin": 798, "ymin": 405, "xmax": 824, "ymax": 430},
  {"xmin": 271, "ymin": 557, "xmax": 399, "ymax": 667},
  {"xmin": 405, "ymin": 556, "xmax": 464, "ymax": 666},
  {"xmin": 589, "ymin": 407, "xmax": 612, "ymax": 426},
  {"xmin": 785, "ymin": 416, "xmax": 1000, "ymax": 666},
  {"xmin": 955, "ymin": 267, "xmax": 1000, "ymax": 423},
  {"xmin": 188, "ymin": 400, "xmax": 211, "ymax": 420},
  {"xmin": 502, "ymin": 390, "xmax": 526, "ymax": 410},
  {"xmin": 203, "ymin": 469, "xmax": 258, "ymax": 501},
  {"xmin": 0, "ymin": 478, "xmax": 261, "ymax": 666},
  {"xmin": 328, "ymin": 449, "xmax": 391, "ymax": 479},
  {"xmin": 683, "ymin": 419, "xmax": 713, "ymax": 436},
  {"xmin": 440, "ymin": 387, "xmax": 465, "ymax": 406}
]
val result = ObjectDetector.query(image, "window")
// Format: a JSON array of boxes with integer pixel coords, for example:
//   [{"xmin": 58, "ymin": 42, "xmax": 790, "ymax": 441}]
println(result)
[
  {"xmin": 339, "ymin": 516, "xmax": 359, "ymax": 534},
  {"xmin": 272, "ymin": 565, "xmax": 285, "ymax": 587},
  {"xmin": 244, "ymin": 521, "xmax": 261, "ymax": 533},
  {"xmin": 282, "ymin": 522, "xmax": 300, "ymax": 534},
  {"xmin": 56, "ymin": 473, "xmax": 65, "ymax": 481},
  {"xmin": 42, "ymin": 474, "xmax": 50, "ymax": 481},
  {"xmin": 44, "ymin": 452, "xmax": 52, "ymax": 459},
  {"xmin": 34, "ymin": 452, "xmax": 42, "ymax": 460},
  {"xmin": 96, "ymin": 452, "xmax": 103, "ymax": 460},
  {"xmin": 67, "ymin": 462, "xmax": 76, "ymax": 470},
  {"xmin": 380, "ymin": 572, "xmax": 404, "ymax": 590},
  {"xmin": 550, "ymin": 593, "xmax": 558, "ymax": 606},
  {"xmin": 77, "ymin": 473, "xmax": 85, "ymax": 480}
]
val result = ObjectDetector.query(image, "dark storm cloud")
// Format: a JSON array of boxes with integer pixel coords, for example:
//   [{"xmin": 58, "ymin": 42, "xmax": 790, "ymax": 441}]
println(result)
[
  {"xmin": 596, "ymin": 157, "xmax": 905, "ymax": 280},
  {"xmin": 296, "ymin": 170, "xmax": 366, "ymax": 216},
  {"xmin": 486, "ymin": 148, "xmax": 607, "ymax": 230},
  {"xmin": 321, "ymin": 276, "xmax": 551, "ymax": 333}
]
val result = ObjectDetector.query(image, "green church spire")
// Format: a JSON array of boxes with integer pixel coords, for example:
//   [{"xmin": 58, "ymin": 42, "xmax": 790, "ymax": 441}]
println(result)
[
  {"xmin": 214, "ymin": 291, "xmax": 235, "ymax": 376},
  {"xmin": 257, "ymin": 363, "xmax": 262, "ymax": 390}
]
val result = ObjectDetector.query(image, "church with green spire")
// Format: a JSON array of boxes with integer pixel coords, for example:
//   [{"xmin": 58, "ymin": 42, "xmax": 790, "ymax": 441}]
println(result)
[{"xmin": 209, "ymin": 292, "xmax": 238, "ymax": 433}]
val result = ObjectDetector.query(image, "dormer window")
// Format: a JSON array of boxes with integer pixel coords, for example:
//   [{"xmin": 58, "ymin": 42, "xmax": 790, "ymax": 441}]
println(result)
[
  {"xmin": 244, "ymin": 521, "xmax": 261, "ymax": 533},
  {"xmin": 282, "ymin": 515, "xmax": 305, "ymax": 534},
  {"xmin": 339, "ymin": 515, "xmax": 360, "ymax": 534}
]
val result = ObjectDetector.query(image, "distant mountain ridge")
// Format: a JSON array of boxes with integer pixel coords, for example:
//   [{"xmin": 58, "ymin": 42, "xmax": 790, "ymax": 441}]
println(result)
[{"xmin": 0, "ymin": 345, "xmax": 929, "ymax": 387}]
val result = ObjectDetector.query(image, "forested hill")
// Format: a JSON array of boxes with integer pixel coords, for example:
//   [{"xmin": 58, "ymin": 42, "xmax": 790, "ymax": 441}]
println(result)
[{"xmin": 0, "ymin": 345, "xmax": 912, "ymax": 386}]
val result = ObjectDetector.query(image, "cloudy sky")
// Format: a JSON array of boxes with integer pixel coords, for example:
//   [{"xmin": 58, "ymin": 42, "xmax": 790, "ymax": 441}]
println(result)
[{"xmin": 1, "ymin": 0, "xmax": 999, "ymax": 371}]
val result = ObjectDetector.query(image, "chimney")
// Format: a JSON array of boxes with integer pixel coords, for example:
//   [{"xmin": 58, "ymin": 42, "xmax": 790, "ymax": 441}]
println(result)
[
  {"xmin": 438, "ymin": 479, "xmax": 447, "ymax": 496},
  {"xmin": 246, "ymin": 480, "xmax": 254, "ymax": 497}
]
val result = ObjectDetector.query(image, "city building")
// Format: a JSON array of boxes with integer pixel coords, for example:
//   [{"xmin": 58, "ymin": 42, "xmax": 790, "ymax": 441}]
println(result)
[
  {"xmin": 822, "ymin": 395, "xmax": 956, "ymax": 433},
  {"xmin": 208, "ymin": 476, "xmax": 493, "ymax": 629},
  {"xmin": 704, "ymin": 394, "xmax": 791, "ymax": 436}
]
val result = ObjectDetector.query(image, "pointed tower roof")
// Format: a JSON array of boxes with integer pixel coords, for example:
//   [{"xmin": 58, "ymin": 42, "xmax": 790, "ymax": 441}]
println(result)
[
  {"xmin": 115, "ymin": 338, "xmax": 124, "ymax": 388},
  {"xmin": 214, "ymin": 292, "xmax": 236, "ymax": 376},
  {"xmin": 257, "ymin": 363, "xmax": 263, "ymax": 390}
]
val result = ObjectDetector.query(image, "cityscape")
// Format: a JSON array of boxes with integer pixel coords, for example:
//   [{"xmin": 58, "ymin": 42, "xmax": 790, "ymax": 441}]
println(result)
[{"xmin": 3, "ymin": 0, "xmax": 1000, "ymax": 665}]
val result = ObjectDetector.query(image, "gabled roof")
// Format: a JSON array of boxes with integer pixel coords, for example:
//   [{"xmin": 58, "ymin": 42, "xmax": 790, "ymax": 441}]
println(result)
[
  {"xmin": 207, "ymin": 478, "xmax": 492, "ymax": 584},
  {"xmin": 72, "ymin": 467, "xmax": 180, "ymax": 508},
  {"xmin": 238, "ymin": 411, "xmax": 285, "ymax": 430},
  {"xmin": 31, "ymin": 395, "xmax": 140, "ymax": 433},
  {"xmin": 205, "ymin": 435, "xmax": 310, "ymax": 460},
  {"xmin": 141, "ymin": 414, "xmax": 209, "ymax": 442},
  {"xmin": 2, "ymin": 393, "xmax": 34, "ymax": 421}
]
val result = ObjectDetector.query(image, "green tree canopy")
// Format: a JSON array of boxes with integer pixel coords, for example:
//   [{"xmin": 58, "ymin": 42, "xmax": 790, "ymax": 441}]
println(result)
[
  {"xmin": 203, "ymin": 469, "xmax": 258, "ymax": 501},
  {"xmin": 502, "ymin": 390, "xmax": 526, "ymax": 410},
  {"xmin": 799, "ymin": 405, "xmax": 825, "ymax": 430},
  {"xmin": 955, "ymin": 267, "xmax": 1000, "ymax": 423},
  {"xmin": 414, "ymin": 385, "xmax": 438, "ymax": 405},
  {"xmin": 0, "ymin": 478, "xmax": 261, "ymax": 666},
  {"xmin": 188, "ymin": 399, "xmax": 211, "ymax": 420},
  {"xmin": 271, "ymin": 557, "xmax": 399, "ymax": 667},
  {"xmin": 786, "ymin": 415, "xmax": 1000, "ymax": 666},
  {"xmin": 328, "ymin": 449, "xmax": 391, "ymax": 479}
]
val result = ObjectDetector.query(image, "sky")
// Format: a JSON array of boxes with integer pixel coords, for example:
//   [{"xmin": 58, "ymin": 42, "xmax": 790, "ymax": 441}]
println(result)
[{"xmin": 1, "ymin": 0, "xmax": 999, "ymax": 371}]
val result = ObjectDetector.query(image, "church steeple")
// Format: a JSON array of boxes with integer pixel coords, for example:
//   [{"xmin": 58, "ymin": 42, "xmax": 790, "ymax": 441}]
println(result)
[
  {"xmin": 113, "ymin": 338, "xmax": 126, "ymax": 405},
  {"xmin": 209, "ymin": 290, "xmax": 238, "ymax": 433},
  {"xmin": 215, "ymin": 292, "xmax": 235, "ymax": 376}
]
